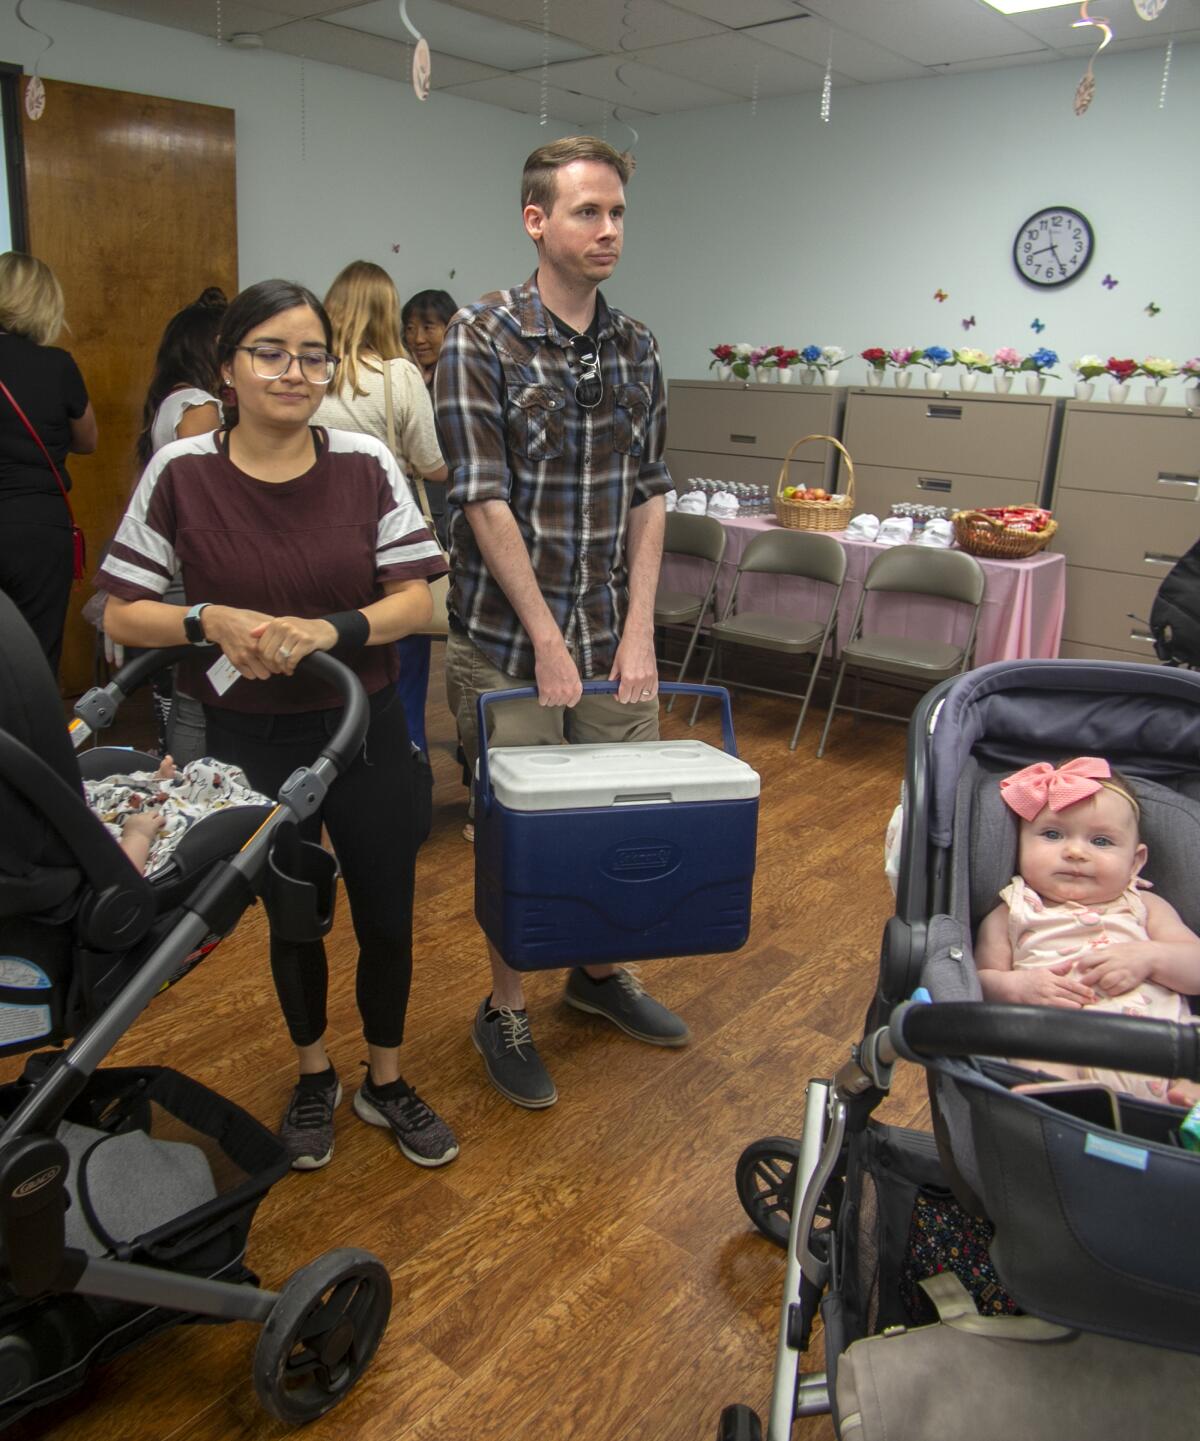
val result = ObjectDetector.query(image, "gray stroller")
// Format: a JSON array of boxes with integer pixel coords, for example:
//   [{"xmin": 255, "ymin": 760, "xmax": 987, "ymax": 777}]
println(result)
[
  {"xmin": 720, "ymin": 659, "xmax": 1200, "ymax": 1439},
  {"xmin": 0, "ymin": 590, "xmax": 392, "ymax": 1429}
]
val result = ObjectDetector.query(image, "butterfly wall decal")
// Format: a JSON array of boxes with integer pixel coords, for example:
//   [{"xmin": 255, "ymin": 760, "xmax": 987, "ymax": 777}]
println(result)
[
  {"xmin": 392, "ymin": 243, "xmax": 402, "ymax": 253},
  {"xmin": 1145, "ymin": 301, "xmax": 1161, "ymax": 317},
  {"xmin": 1101, "ymin": 273, "xmax": 1118, "ymax": 289},
  {"xmin": 1031, "ymin": 319, "xmax": 1046, "ymax": 334},
  {"xmin": 961, "ymin": 316, "xmax": 976, "ymax": 331},
  {"xmin": 934, "ymin": 289, "xmax": 948, "ymax": 303}
]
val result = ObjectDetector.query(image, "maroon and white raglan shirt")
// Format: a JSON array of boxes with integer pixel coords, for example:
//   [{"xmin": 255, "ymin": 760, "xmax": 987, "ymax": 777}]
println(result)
[{"xmin": 96, "ymin": 428, "xmax": 447, "ymax": 714}]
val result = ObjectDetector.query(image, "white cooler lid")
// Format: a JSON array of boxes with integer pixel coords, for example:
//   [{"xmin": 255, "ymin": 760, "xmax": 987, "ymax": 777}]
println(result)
[{"xmin": 484, "ymin": 739, "xmax": 760, "ymax": 812}]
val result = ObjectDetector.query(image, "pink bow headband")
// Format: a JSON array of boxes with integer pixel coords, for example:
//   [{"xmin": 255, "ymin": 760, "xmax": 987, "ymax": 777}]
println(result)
[{"xmin": 999, "ymin": 757, "xmax": 1139, "ymax": 823}]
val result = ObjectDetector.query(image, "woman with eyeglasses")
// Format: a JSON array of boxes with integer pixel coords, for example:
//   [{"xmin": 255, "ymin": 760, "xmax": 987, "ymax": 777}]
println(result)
[
  {"xmin": 97, "ymin": 278, "xmax": 459, "ymax": 1174},
  {"xmin": 317, "ymin": 263, "xmax": 446, "ymax": 760}
]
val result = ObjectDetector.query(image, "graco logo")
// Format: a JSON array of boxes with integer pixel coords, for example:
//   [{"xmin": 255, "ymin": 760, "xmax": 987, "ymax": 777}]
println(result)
[
  {"xmin": 604, "ymin": 841, "xmax": 680, "ymax": 879},
  {"xmin": 14, "ymin": 1166, "xmax": 61, "ymax": 1199}
]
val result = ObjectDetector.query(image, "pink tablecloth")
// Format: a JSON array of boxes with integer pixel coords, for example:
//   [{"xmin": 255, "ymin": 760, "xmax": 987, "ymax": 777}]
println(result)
[{"xmin": 659, "ymin": 516, "xmax": 1065, "ymax": 665}]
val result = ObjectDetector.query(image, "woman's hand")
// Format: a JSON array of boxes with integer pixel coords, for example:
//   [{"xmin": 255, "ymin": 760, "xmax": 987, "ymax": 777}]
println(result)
[
  {"xmin": 200, "ymin": 605, "xmax": 277, "ymax": 680},
  {"xmin": 249, "ymin": 616, "xmax": 339, "ymax": 676}
]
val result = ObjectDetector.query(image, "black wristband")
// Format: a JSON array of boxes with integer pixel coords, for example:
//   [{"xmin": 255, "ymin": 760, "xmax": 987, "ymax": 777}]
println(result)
[{"xmin": 323, "ymin": 609, "xmax": 370, "ymax": 651}]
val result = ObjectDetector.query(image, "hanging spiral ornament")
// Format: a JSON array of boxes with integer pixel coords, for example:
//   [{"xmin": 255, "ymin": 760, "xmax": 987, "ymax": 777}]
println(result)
[
  {"xmin": 751, "ymin": 61, "xmax": 760, "ymax": 117},
  {"xmin": 1158, "ymin": 37, "xmax": 1173, "ymax": 108},
  {"xmin": 539, "ymin": 0, "xmax": 550, "ymax": 125},
  {"xmin": 820, "ymin": 37, "xmax": 833, "ymax": 123}
]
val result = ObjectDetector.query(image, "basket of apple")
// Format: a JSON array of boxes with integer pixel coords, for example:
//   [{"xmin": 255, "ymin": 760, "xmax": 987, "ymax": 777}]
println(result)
[
  {"xmin": 951, "ymin": 505, "xmax": 1057, "ymax": 560},
  {"xmin": 774, "ymin": 434, "xmax": 855, "ymax": 531}
]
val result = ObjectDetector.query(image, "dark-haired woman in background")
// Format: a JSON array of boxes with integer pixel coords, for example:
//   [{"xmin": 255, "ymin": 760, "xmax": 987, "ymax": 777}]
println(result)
[
  {"xmin": 98, "ymin": 278, "xmax": 457, "ymax": 1174},
  {"xmin": 0, "ymin": 252, "xmax": 97, "ymax": 677},
  {"xmin": 401, "ymin": 288, "xmax": 457, "ymax": 391},
  {"xmin": 130, "ymin": 287, "xmax": 227, "ymax": 761}
]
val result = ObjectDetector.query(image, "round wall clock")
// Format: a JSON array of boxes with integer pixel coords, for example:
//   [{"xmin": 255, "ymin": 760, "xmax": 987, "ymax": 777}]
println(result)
[{"xmin": 1013, "ymin": 207, "xmax": 1094, "ymax": 288}]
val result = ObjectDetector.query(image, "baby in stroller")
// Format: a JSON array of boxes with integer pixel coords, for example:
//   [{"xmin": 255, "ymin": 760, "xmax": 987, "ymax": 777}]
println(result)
[
  {"xmin": 85, "ymin": 753, "xmax": 271, "ymax": 877},
  {"xmin": 976, "ymin": 756, "xmax": 1200, "ymax": 1102}
]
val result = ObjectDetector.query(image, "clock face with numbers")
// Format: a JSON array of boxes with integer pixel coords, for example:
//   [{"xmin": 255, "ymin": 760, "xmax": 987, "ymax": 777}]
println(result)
[{"xmin": 1014, "ymin": 207, "xmax": 1094, "ymax": 288}]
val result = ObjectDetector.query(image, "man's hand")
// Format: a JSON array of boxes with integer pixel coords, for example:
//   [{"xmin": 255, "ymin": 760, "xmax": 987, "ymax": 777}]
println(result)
[
  {"xmin": 534, "ymin": 638, "xmax": 583, "ymax": 708},
  {"xmin": 1076, "ymin": 944, "xmax": 1156, "ymax": 998},
  {"xmin": 609, "ymin": 627, "xmax": 658, "ymax": 705}
]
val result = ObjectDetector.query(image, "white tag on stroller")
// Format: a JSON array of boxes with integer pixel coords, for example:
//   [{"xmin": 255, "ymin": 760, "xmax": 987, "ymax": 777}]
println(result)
[
  {"xmin": 0, "ymin": 956, "xmax": 52, "ymax": 1045},
  {"xmin": 206, "ymin": 654, "xmax": 241, "ymax": 696}
]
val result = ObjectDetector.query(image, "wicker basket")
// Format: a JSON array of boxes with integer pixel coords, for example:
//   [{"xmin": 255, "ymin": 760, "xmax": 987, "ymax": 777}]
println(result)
[
  {"xmin": 774, "ymin": 434, "xmax": 855, "ymax": 531},
  {"xmin": 951, "ymin": 509, "xmax": 1058, "ymax": 560}
]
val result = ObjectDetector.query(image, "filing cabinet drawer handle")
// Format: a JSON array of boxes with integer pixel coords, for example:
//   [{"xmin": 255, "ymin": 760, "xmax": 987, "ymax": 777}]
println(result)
[
  {"xmin": 730, "ymin": 433, "xmax": 758, "ymax": 445},
  {"xmin": 1144, "ymin": 552, "xmax": 1182, "ymax": 566},
  {"xmin": 1156, "ymin": 472, "xmax": 1199, "ymax": 489},
  {"xmin": 927, "ymin": 404, "xmax": 963, "ymax": 421},
  {"xmin": 917, "ymin": 477, "xmax": 953, "ymax": 492},
  {"xmin": 1129, "ymin": 627, "xmax": 1155, "ymax": 645}
]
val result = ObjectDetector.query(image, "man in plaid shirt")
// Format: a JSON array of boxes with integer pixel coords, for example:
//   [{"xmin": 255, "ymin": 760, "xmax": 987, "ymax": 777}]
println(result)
[{"xmin": 436, "ymin": 136, "xmax": 688, "ymax": 1109}]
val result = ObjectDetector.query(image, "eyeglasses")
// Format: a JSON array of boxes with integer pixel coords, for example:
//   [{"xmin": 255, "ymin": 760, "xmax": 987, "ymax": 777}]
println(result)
[
  {"xmin": 236, "ymin": 345, "xmax": 339, "ymax": 385},
  {"xmin": 567, "ymin": 334, "xmax": 603, "ymax": 410}
]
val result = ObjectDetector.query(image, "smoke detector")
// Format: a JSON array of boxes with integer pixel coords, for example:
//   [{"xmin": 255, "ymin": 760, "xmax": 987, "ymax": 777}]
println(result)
[{"xmin": 229, "ymin": 32, "xmax": 264, "ymax": 49}]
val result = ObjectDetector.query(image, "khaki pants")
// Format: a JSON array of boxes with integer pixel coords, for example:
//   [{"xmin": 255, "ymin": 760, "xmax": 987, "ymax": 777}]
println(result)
[{"xmin": 445, "ymin": 631, "xmax": 660, "ymax": 815}]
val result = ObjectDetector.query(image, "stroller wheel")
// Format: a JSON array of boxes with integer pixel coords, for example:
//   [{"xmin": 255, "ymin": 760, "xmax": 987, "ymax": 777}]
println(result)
[
  {"xmin": 735, "ymin": 1136, "xmax": 802, "ymax": 1247},
  {"xmin": 717, "ymin": 1403, "xmax": 763, "ymax": 1440},
  {"xmin": 253, "ymin": 1247, "xmax": 392, "ymax": 1425}
]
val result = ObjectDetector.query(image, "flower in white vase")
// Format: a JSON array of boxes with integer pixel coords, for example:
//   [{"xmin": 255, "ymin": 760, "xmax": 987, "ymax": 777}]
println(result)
[
  {"xmin": 1071, "ymin": 355, "xmax": 1107, "ymax": 382},
  {"xmin": 819, "ymin": 345, "xmax": 848, "ymax": 372},
  {"xmin": 992, "ymin": 347, "xmax": 1022, "ymax": 376},
  {"xmin": 1141, "ymin": 356, "xmax": 1178, "ymax": 381}
]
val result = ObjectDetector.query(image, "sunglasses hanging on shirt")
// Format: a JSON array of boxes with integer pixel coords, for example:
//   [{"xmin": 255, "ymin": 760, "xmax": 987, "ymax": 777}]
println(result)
[{"xmin": 566, "ymin": 333, "xmax": 603, "ymax": 410}]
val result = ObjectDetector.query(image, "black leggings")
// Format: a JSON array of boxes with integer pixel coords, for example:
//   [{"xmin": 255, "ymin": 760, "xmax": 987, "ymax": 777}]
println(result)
[
  {"xmin": 0, "ymin": 521, "xmax": 73, "ymax": 677},
  {"xmin": 204, "ymin": 690, "xmax": 419, "ymax": 1050}
]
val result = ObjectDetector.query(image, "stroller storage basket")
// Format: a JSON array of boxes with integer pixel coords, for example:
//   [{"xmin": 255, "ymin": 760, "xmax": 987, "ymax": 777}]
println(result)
[{"xmin": 0, "ymin": 1061, "xmax": 288, "ymax": 1426}]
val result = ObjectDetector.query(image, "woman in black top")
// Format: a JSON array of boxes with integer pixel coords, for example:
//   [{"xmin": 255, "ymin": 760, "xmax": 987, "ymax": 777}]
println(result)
[{"xmin": 0, "ymin": 252, "xmax": 97, "ymax": 676}]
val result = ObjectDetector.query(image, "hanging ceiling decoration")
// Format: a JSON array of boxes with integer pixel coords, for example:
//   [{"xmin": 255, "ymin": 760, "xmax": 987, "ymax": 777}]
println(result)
[
  {"xmin": 399, "ymin": 0, "xmax": 431, "ymax": 101},
  {"xmin": 820, "ymin": 33, "xmax": 833, "ymax": 124},
  {"xmin": 16, "ymin": 0, "xmax": 54, "ymax": 120},
  {"xmin": 1071, "ymin": 1, "xmax": 1113, "ymax": 115}
]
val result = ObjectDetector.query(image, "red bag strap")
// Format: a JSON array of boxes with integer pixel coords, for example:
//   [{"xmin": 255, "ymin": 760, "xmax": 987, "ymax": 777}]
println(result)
[{"xmin": 0, "ymin": 377, "xmax": 76, "ymax": 527}]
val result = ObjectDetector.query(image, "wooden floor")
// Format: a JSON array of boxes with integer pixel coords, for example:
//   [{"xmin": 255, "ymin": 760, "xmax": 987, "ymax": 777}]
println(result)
[{"xmin": 12, "ymin": 656, "xmax": 929, "ymax": 1441}]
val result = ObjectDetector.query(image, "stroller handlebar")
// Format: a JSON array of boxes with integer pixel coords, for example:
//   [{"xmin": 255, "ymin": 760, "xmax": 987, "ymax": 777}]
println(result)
[
  {"xmin": 887, "ymin": 1000, "xmax": 1200, "ymax": 1084},
  {"xmin": 76, "ymin": 648, "xmax": 369, "ymax": 777}
]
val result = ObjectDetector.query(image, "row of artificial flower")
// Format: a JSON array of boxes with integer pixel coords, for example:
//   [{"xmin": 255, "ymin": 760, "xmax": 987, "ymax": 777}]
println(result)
[
  {"xmin": 709, "ymin": 343, "xmax": 848, "ymax": 376},
  {"xmin": 861, "ymin": 347, "xmax": 1199, "ymax": 382}
]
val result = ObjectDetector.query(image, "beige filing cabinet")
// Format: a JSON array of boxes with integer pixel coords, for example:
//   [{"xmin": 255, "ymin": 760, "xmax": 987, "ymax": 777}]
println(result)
[
  {"xmin": 1052, "ymin": 400, "xmax": 1200, "ymax": 663},
  {"xmin": 665, "ymin": 379, "xmax": 846, "ymax": 495},
  {"xmin": 836, "ymin": 387, "xmax": 1060, "ymax": 517}
]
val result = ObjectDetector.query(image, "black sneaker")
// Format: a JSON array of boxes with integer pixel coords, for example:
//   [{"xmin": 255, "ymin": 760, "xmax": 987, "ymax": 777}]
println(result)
[
  {"xmin": 278, "ymin": 1071, "xmax": 342, "ymax": 1170},
  {"xmin": 471, "ymin": 999, "xmax": 558, "ymax": 1109},
  {"xmin": 564, "ymin": 966, "xmax": 690, "ymax": 1046},
  {"xmin": 353, "ymin": 1071, "xmax": 459, "ymax": 1167}
]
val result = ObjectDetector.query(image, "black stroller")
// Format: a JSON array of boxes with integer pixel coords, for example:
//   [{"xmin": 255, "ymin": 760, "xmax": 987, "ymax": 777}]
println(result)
[
  {"xmin": 0, "ymin": 592, "xmax": 391, "ymax": 1429},
  {"xmin": 720, "ymin": 659, "xmax": 1200, "ymax": 1440}
]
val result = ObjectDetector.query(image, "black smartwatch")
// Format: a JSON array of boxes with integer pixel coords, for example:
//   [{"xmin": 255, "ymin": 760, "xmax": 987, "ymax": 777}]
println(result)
[{"xmin": 183, "ymin": 602, "xmax": 213, "ymax": 646}]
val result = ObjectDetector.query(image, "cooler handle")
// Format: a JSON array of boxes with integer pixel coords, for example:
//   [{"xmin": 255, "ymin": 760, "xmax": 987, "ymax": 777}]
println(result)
[{"xmin": 475, "ymin": 680, "xmax": 737, "ymax": 814}]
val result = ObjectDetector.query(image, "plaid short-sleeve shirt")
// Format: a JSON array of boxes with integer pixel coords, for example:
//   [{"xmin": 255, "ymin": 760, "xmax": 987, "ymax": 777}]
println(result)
[{"xmin": 434, "ymin": 275, "xmax": 671, "ymax": 680}]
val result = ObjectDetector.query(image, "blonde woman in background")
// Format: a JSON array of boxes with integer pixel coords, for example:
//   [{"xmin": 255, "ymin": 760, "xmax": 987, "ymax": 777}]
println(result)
[
  {"xmin": 0, "ymin": 253, "xmax": 97, "ymax": 676},
  {"xmin": 316, "ymin": 261, "xmax": 447, "ymax": 758}
]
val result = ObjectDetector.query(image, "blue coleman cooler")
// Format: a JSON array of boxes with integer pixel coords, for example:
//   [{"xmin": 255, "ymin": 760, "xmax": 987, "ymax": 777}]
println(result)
[{"xmin": 474, "ymin": 682, "xmax": 759, "ymax": 971}]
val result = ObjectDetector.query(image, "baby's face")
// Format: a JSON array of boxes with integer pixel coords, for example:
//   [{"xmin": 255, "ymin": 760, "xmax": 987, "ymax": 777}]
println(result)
[{"xmin": 1017, "ymin": 787, "xmax": 1146, "ymax": 907}]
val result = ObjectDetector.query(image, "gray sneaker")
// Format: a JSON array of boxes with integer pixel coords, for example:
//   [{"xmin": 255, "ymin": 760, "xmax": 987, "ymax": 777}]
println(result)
[
  {"xmin": 471, "ymin": 999, "xmax": 558, "ymax": 1109},
  {"xmin": 353, "ymin": 1073, "xmax": 459, "ymax": 1167},
  {"xmin": 564, "ymin": 966, "xmax": 690, "ymax": 1046},
  {"xmin": 278, "ymin": 1072, "xmax": 342, "ymax": 1170}
]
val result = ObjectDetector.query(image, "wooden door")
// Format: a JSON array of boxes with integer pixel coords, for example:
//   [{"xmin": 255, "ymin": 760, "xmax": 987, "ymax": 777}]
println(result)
[{"xmin": 20, "ymin": 77, "xmax": 237, "ymax": 695}]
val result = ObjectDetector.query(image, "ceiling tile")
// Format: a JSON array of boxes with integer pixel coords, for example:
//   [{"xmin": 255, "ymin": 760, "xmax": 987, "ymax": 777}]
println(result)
[
  {"xmin": 662, "ymin": 0, "xmax": 813, "ymax": 26},
  {"xmin": 265, "ymin": 18, "xmax": 502, "ymax": 85},
  {"xmin": 800, "ymin": 0, "xmax": 1048, "ymax": 65},
  {"xmin": 438, "ymin": 73, "xmax": 653, "ymax": 126},
  {"xmin": 326, "ymin": 0, "xmax": 595, "ymax": 69},
  {"xmin": 518, "ymin": 55, "xmax": 739, "ymax": 111},
  {"xmin": 637, "ymin": 33, "xmax": 831, "ymax": 97},
  {"xmin": 741, "ymin": 16, "xmax": 928, "ymax": 82},
  {"xmin": 446, "ymin": 0, "xmax": 725, "ymax": 52},
  {"xmin": 232, "ymin": 0, "xmax": 368, "ymax": 15},
  {"xmin": 63, "ymin": 0, "xmax": 295, "ymax": 38},
  {"xmin": 1001, "ymin": 0, "xmax": 1200, "ymax": 47}
]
